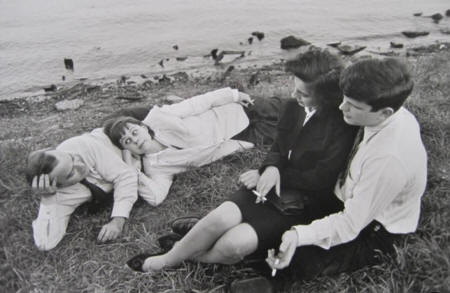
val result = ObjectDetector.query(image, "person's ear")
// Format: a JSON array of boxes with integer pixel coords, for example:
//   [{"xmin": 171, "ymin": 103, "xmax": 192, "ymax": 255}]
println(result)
[{"xmin": 380, "ymin": 107, "xmax": 394, "ymax": 118}]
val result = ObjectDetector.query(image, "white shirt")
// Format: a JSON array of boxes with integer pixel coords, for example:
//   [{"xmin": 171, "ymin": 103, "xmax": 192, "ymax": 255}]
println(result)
[
  {"xmin": 293, "ymin": 107, "xmax": 427, "ymax": 249},
  {"xmin": 303, "ymin": 106, "xmax": 317, "ymax": 126},
  {"xmin": 135, "ymin": 88, "xmax": 253, "ymax": 206},
  {"xmin": 54, "ymin": 128, "xmax": 138, "ymax": 218},
  {"xmin": 143, "ymin": 87, "xmax": 248, "ymax": 148},
  {"xmin": 33, "ymin": 128, "xmax": 138, "ymax": 250}
]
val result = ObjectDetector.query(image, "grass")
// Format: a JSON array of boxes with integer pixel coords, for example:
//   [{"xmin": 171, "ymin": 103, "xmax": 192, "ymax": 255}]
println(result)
[{"xmin": 1, "ymin": 49, "xmax": 449, "ymax": 293}]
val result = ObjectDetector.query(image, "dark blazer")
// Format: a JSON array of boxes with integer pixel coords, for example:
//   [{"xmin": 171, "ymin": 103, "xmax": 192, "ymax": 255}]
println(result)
[{"xmin": 260, "ymin": 99, "xmax": 358, "ymax": 194}]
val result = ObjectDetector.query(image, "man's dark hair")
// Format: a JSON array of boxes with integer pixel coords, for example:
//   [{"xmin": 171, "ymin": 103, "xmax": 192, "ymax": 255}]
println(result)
[
  {"xmin": 25, "ymin": 148, "xmax": 57, "ymax": 184},
  {"xmin": 103, "ymin": 116, "xmax": 155, "ymax": 150},
  {"xmin": 285, "ymin": 48, "xmax": 345, "ymax": 108},
  {"xmin": 339, "ymin": 58, "xmax": 414, "ymax": 112}
]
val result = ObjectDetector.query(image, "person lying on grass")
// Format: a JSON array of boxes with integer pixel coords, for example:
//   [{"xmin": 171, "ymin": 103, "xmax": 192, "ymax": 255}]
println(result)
[
  {"xmin": 103, "ymin": 87, "xmax": 280, "ymax": 206},
  {"xmin": 25, "ymin": 128, "xmax": 138, "ymax": 251},
  {"xmin": 125, "ymin": 48, "xmax": 366, "ymax": 276}
]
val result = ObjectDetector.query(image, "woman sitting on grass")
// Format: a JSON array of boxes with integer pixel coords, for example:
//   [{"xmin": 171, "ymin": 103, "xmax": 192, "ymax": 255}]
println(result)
[{"xmin": 126, "ymin": 48, "xmax": 358, "ymax": 273}]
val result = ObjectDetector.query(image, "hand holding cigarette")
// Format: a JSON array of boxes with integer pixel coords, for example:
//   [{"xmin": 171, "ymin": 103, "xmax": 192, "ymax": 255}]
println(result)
[{"xmin": 252, "ymin": 189, "xmax": 267, "ymax": 204}]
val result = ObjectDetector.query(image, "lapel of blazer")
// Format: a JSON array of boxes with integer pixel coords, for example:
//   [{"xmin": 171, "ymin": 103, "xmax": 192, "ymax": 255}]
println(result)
[{"xmin": 287, "ymin": 105, "xmax": 307, "ymax": 149}]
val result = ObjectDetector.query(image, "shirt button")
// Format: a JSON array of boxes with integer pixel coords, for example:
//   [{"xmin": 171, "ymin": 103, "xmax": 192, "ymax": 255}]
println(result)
[{"xmin": 374, "ymin": 224, "xmax": 380, "ymax": 232}]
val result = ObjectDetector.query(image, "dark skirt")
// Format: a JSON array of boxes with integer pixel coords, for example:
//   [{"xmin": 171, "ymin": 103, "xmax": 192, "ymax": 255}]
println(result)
[
  {"xmin": 228, "ymin": 187, "xmax": 343, "ymax": 255},
  {"xmin": 231, "ymin": 188, "xmax": 401, "ymax": 281}
]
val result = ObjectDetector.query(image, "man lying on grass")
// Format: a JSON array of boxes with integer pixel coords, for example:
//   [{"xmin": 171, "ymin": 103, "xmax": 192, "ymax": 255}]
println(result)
[
  {"xmin": 127, "ymin": 57, "xmax": 427, "ymax": 286},
  {"xmin": 25, "ymin": 129, "xmax": 138, "ymax": 251}
]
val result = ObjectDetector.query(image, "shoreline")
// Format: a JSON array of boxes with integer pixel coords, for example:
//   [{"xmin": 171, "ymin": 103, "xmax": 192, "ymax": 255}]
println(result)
[{"xmin": 2, "ymin": 36, "xmax": 449, "ymax": 103}]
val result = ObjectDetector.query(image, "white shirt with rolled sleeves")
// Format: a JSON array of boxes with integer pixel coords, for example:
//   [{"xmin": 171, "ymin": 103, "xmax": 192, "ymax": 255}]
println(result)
[
  {"xmin": 32, "ymin": 128, "xmax": 138, "ymax": 251},
  {"xmin": 136, "ymin": 87, "xmax": 253, "ymax": 206},
  {"xmin": 292, "ymin": 107, "xmax": 427, "ymax": 249}
]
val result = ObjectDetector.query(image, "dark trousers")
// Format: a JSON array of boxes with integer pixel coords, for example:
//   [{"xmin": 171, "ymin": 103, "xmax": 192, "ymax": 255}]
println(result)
[
  {"xmin": 246, "ymin": 191, "xmax": 399, "ymax": 281},
  {"xmin": 284, "ymin": 220, "xmax": 399, "ymax": 280}
]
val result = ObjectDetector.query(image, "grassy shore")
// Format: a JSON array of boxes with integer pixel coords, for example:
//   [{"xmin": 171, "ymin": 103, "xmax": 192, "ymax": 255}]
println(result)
[{"xmin": 1, "ymin": 45, "xmax": 449, "ymax": 293}]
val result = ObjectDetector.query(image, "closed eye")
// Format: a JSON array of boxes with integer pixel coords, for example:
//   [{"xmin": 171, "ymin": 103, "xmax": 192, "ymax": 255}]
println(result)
[{"xmin": 295, "ymin": 89, "xmax": 310, "ymax": 97}]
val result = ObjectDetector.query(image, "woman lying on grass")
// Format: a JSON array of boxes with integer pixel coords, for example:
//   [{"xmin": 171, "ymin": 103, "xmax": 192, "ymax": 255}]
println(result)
[
  {"xmin": 104, "ymin": 87, "xmax": 276, "ymax": 206},
  {"xmin": 126, "ymin": 48, "xmax": 358, "ymax": 273}
]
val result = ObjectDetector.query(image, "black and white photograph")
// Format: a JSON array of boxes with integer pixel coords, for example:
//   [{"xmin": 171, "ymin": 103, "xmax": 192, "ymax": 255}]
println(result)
[{"xmin": 1, "ymin": 0, "xmax": 449, "ymax": 292}]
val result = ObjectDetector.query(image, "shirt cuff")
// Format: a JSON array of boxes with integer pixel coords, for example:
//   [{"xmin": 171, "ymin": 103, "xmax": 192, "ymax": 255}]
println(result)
[
  {"xmin": 111, "ymin": 202, "xmax": 133, "ymax": 219},
  {"xmin": 231, "ymin": 89, "xmax": 239, "ymax": 102},
  {"xmin": 292, "ymin": 224, "xmax": 319, "ymax": 247}
]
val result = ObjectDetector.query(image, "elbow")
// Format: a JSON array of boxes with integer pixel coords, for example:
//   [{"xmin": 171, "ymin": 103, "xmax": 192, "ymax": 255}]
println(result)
[
  {"xmin": 33, "ymin": 232, "xmax": 61, "ymax": 251},
  {"xmin": 32, "ymin": 218, "xmax": 64, "ymax": 251},
  {"xmin": 35, "ymin": 241, "xmax": 58, "ymax": 251},
  {"xmin": 141, "ymin": 192, "xmax": 167, "ymax": 207}
]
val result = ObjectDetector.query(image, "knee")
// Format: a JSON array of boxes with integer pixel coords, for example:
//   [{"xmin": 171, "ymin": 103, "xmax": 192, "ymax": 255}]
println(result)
[
  {"xmin": 205, "ymin": 202, "xmax": 241, "ymax": 232},
  {"xmin": 217, "ymin": 237, "xmax": 249, "ymax": 261}
]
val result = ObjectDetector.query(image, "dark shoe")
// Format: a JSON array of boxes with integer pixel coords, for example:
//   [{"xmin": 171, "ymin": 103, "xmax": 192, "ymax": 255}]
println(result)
[
  {"xmin": 157, "ymin": 232, "xmax": 182, "ymax": 252},
  {"xmin": 170, "ymin": 216, "xmax": 200, "ymax": 236},
  {"xmin": 230, "ymin": 276, "xmax": 274, "ymax": 293},
  {"xmin": 126, "ymin": 252, "xmax": 164, "ymax": 272},
  {"xmin": 126, "ymin": 252, "xmax": 152, "ymax": 272}
]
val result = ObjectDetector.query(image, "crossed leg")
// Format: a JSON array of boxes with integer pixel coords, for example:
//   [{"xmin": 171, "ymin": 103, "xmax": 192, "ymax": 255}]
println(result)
[{"xmin": 142, "ymin": 201, "xmax": 258, "ymax": 271}]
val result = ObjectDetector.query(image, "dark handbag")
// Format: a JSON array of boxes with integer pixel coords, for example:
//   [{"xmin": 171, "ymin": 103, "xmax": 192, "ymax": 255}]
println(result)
[{"xmin": 268, "ymin": 188, "xmax": 308, "ymax": 216}]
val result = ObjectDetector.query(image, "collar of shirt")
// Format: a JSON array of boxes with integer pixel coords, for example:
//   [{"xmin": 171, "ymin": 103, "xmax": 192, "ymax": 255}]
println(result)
[
  {"xmin": 303, "ymin": 106, "xmax": 317, "ymax": 126},
  {"xmin": 362, "ymin": 108, "xmax": 403, "ymax": 144}
]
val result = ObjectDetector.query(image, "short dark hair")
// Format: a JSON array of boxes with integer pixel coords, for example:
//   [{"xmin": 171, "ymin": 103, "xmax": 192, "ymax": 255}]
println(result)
[
  {"xmin": 285, "ymin": 48, "xmax": 344, "ymax": 108},
  {"xmin": 339, "ymin": 58, "xmax": 414, "ymax": 112},
  {"xmin": 103, "ymin": 116, "xmax": 155, "ymax": 149},
  {"xmin": 25, "ymin": 148, "xmax": 57, "ymax": 184}
]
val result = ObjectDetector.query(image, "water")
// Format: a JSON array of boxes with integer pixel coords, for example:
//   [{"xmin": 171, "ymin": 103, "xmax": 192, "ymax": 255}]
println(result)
[{"xmin": 1, "ymin": 0, "xmax": 449, "ymax": 100}]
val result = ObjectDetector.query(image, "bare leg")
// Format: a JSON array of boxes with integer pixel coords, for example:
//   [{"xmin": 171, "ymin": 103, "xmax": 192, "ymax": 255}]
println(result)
[
  {"xmin": 195, "ymin": 223, "xmax": 258, "ymax": 264},
  {"xmin": 143, "ymin": 201, "xmax": 243, "ymax": 271}
]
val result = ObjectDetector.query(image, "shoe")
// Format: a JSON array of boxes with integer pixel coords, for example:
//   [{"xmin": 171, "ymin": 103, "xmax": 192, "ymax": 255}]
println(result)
[
  {"xmin": 157, "ymin": 232, "xmax": 182, "ymax": 252},
  {"xmin": 126, "ymin": 252, "xmax": 163, "ymax": 272},
  {"xmin": 170, "ymin": 216, "xmax": 200, "ymax": 236}
]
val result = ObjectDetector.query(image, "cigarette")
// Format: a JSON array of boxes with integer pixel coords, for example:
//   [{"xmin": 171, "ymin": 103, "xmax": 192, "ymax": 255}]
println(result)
[
  {"xmin": 252, "ymin": 189, "xmax": 267, "ymax": 203},
  {"xmin": 252, "ymin": 189, "xmax": 261, "ymax": 197},
  {"xmin": 271, "ymin": 258, "xmax": 279, "ymax": 277}
]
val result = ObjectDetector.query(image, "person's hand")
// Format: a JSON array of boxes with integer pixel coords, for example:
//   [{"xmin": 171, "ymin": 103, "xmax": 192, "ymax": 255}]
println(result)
[
  {"xmin": 122, "ymin": 150, "xmax": 133, "ymax": 166},
  {"xmin": 97, "ymin": 217, "xmax": 126, "ymax": 242},
  {"xmin": 266, "ymin": 229, "xmax": 298, "ymax": 270},
  {"xmin": 31, "ymin": 174, "xmax": 57, "ymax": 197},
  {"xmin": 256, "ymin": 166, "xmax": 280, "ymax": 197},
  {"xmin": 237, "ymin": 92, "xmax": 254, "ymax": 108},
  {"xmin": 239, "ymin": 169, "xmax": 260, "ymax": 189}
]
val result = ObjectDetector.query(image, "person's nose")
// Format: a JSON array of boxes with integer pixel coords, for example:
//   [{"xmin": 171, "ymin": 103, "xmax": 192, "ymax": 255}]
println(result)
[
  {"xmin": 339, "ymin": 101, "xmax": 348, "ymax": 112},
  {"xmin": 291, "ymin": 90, "xmax": 297, "ymax": 99},
  {"xmin": 130, "ymin": 135, "xmax": 139, "ymax": 144}
]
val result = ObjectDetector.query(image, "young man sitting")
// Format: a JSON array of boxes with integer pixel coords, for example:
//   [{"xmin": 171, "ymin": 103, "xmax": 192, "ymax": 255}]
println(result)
[
  {"xmin": 266, "ymin": 57, "xmax": 427, "ymax": 281},
  {"xmin": 26, "ymin": 128, "xmax": 138, "ymax": 251}
]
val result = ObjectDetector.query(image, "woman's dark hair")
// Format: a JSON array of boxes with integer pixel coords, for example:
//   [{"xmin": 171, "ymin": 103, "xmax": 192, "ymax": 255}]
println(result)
[
  {"xmin": 285, "ymin": 48, "xmax": 344, "ymax": 108},
  {"xmin": 25, "ymin": 148, "xmax": 58, "ymax": 184},
  {"xmin": 103, "ymin": 116, "xmax": 155, "ymax": 149},
  {"xmin": 340, "ymin": 58, "xmax": 413, "ymax": 112}
]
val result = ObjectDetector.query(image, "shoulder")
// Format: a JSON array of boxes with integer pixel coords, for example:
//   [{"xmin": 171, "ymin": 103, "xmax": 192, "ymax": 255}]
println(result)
[
  {"xmin": 278, "ymin": 99, "xmax": 301, "ymax": 125},
  {"xmin": 321, "ymin": 107, "xmax": 357, "ymax": 134}
]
